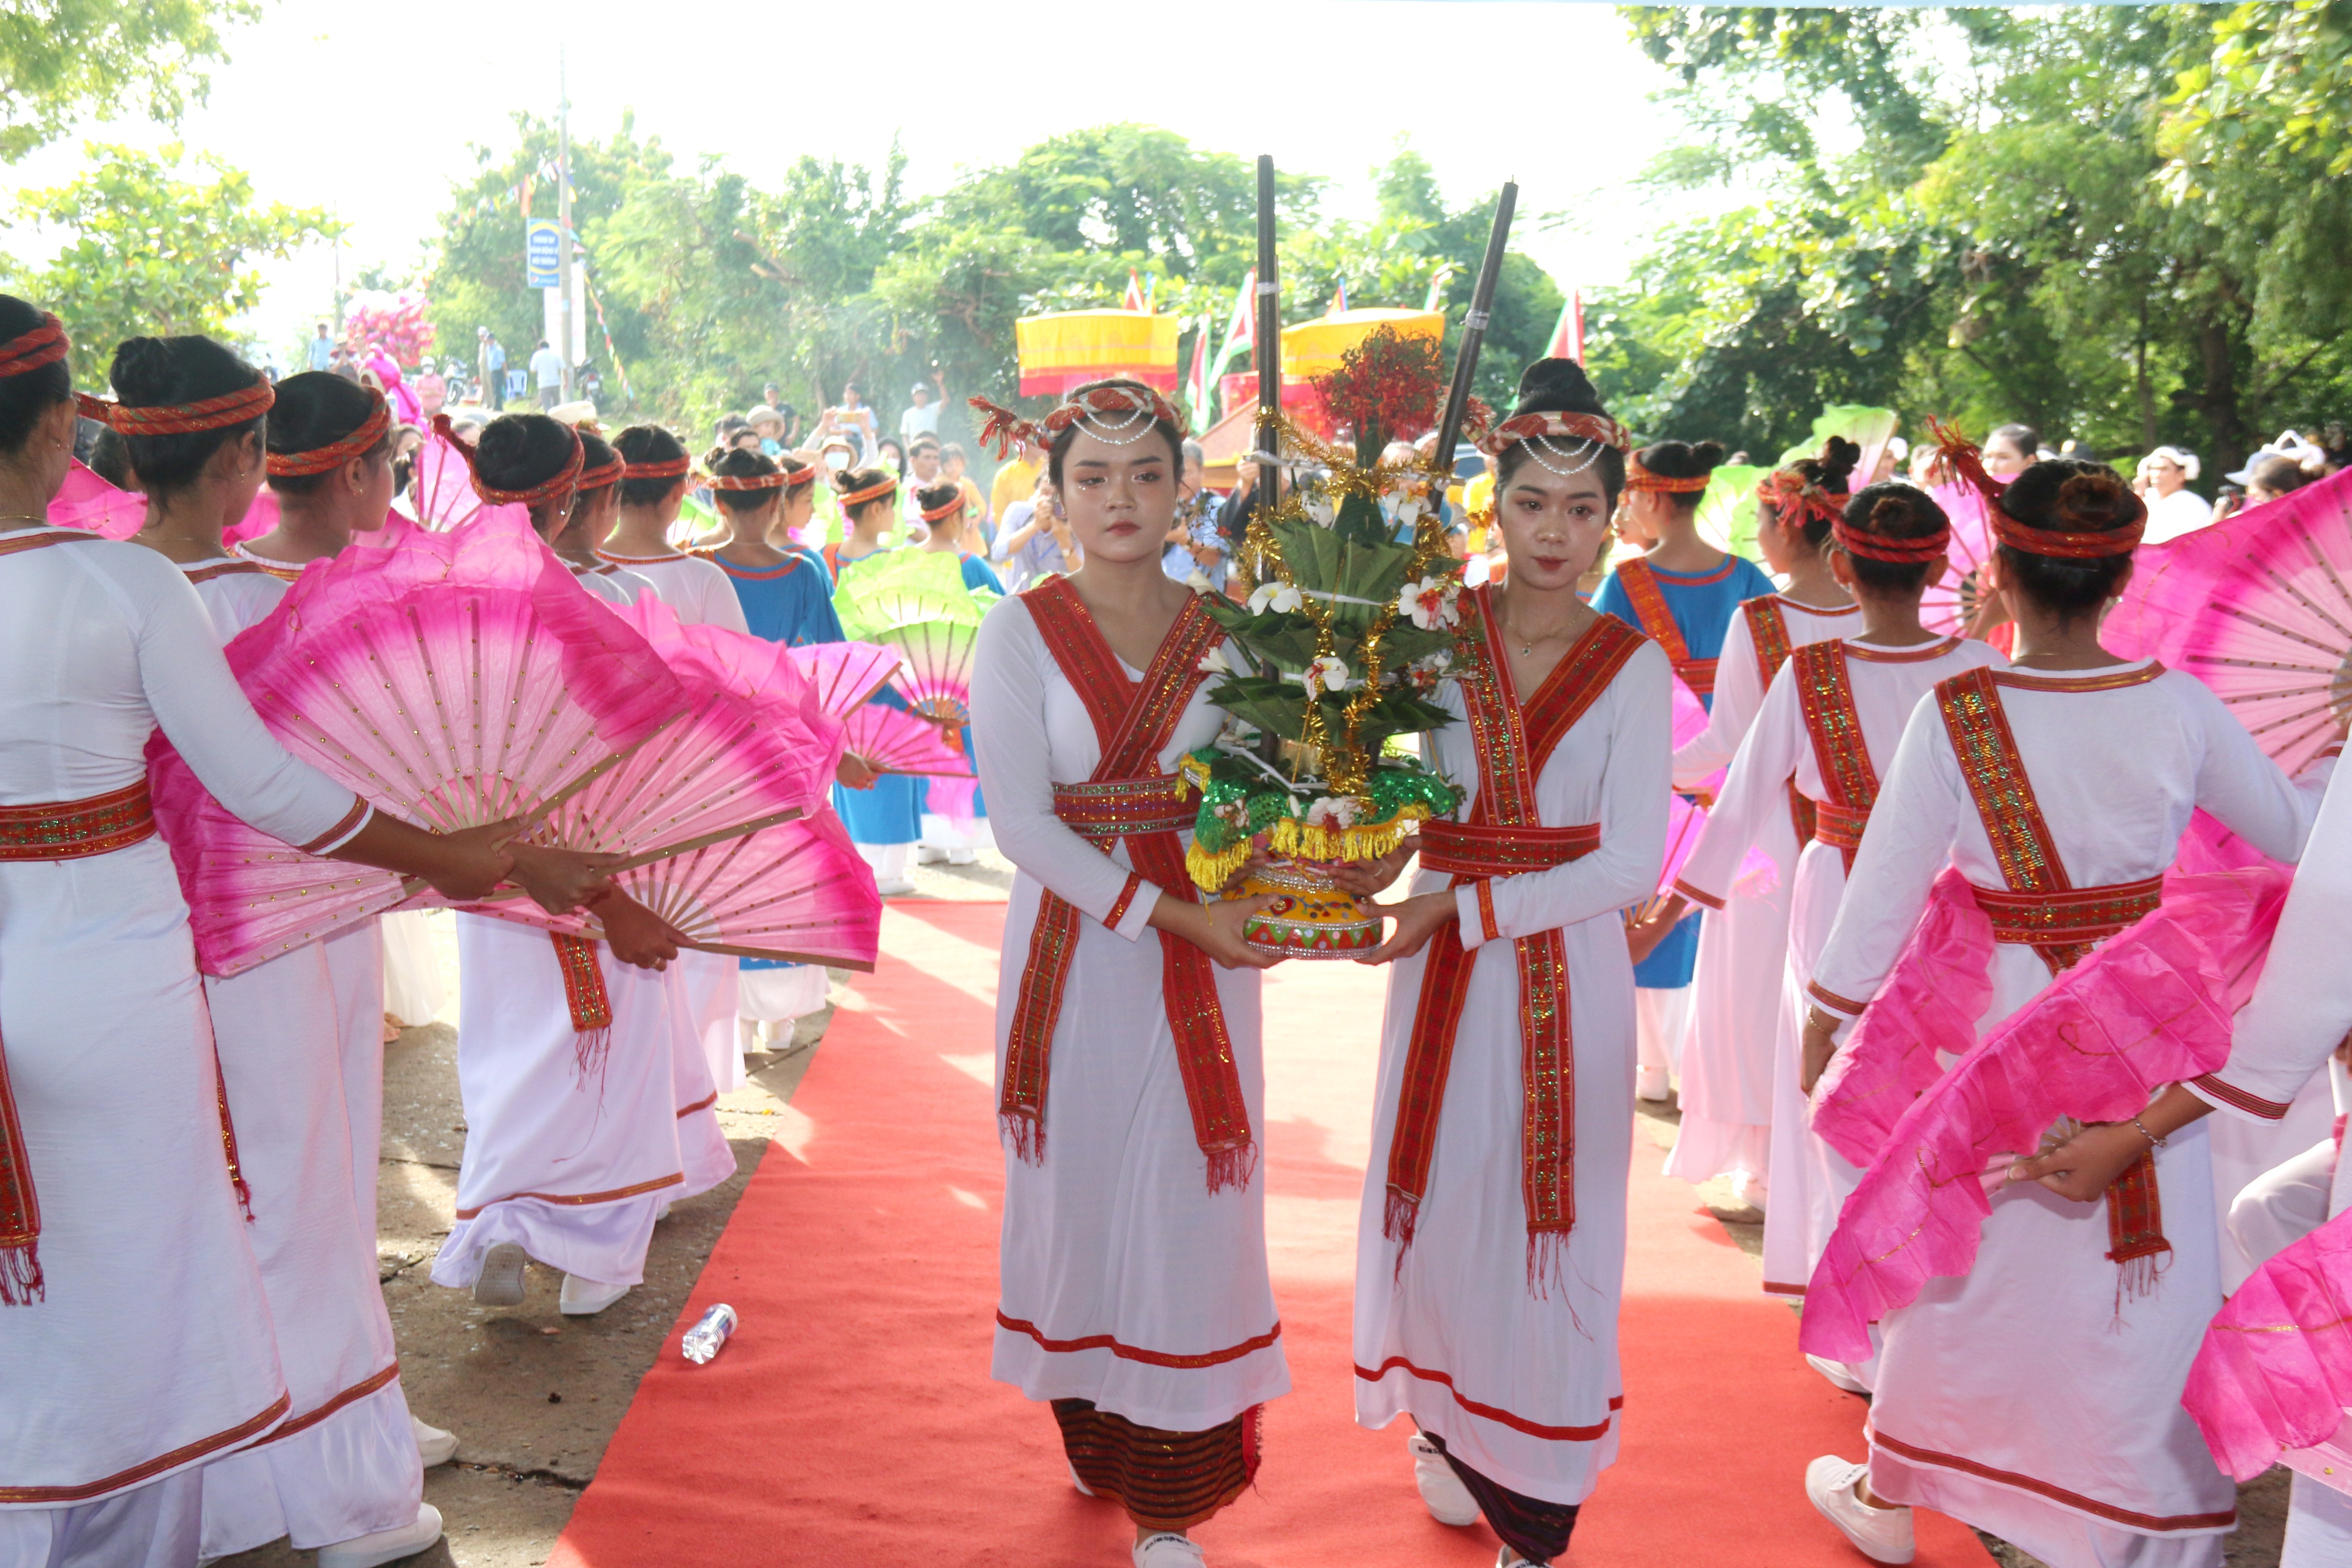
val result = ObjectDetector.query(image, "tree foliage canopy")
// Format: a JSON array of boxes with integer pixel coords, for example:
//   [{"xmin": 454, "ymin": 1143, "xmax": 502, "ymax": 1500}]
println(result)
[
  {"xmin": 3, "ymin": 141, "xmax": 331, "ymax": 383},
  {"xmin": 0, "ymin": 0, "xmax": 258, "ymax": 164},
  {"xmin": 1599, "ymin": 3, "xmax": 2352, "ymax": 475}
]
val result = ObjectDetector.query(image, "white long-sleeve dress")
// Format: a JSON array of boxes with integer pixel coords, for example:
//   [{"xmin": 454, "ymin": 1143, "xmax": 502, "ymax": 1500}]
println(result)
[
  {"xmin": 2189, "ymin": 760, "xmax": 2352, "ymax": 1565},
  {"xmin": 1665, "ymin": 595, "xmax": 1859, "ymax": 1188},
  {"xmin": 0, "ymin": 529, "xmax": 367, "ymax": 1545},
  {"xmin": 1354, "ymin": 616, "xmax": 1671, "ymax": 1506},
  {"xmin": 1808, "ymin": 661, "xmax": 2329, "ymax": 1568},
  {"xmin": 596, "ymin": 548, "xmax": 755, "ymax": 1098},
  {"xmin": 971, "ymin": 589, "xmax": 1286, "ymax": 1435},
  {"xmin": 174, "ymin": 559, "xmax": 425, "ymax": 1558},
  {"xmin": 432, "ymin": 561, "xmax": 717, "ymax": 1290},
  {"xmin": 1675, "ymin": 634, "xmax": 2001, "ymax": 1306}
]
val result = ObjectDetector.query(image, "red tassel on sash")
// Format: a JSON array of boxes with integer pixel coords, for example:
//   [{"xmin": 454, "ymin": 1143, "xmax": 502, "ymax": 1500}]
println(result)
[{"xmin": 550, "ymin": 933, "xmax": 614, "ymax": 1079}]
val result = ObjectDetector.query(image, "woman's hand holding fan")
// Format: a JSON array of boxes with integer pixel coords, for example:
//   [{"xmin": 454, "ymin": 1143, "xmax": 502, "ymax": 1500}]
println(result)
[{"xmin": 150, "ymin": 511, "xmax": 686, "ymax": 976}]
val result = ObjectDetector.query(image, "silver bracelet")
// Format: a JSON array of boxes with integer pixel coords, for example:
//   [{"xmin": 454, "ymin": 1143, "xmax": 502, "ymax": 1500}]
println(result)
[{"xmin": 2129, "ymin": 1114, "xmax": 2167, "ymax": 1150}]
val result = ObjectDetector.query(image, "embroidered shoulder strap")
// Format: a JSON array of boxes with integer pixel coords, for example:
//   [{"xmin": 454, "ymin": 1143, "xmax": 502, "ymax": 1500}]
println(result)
[
  {"xmin": 1389, "ymin": 591, "xmax": 1644, "ymax": 1287},
  {"xmin": 1746, "ymin": 597, "xmax": 1793, "ymax": 688},
  {"xmin": 1793, "ymin": 640, "xmax": 1877, "ymax": 871},
  {"xmin": 0, "ymin": 530, "xmax": 98, "ymax": 561},
  {"xmin": 1934, "ymin": 662, "xmax": 2168, "ymax": 1277},
  {"xmin": 1611, "ymin": 557, "xmax": 1689, "ymax": 667},
  {"xmin": 999, "ymin": 577, "xmax": 1252, "ymax": 1191}
]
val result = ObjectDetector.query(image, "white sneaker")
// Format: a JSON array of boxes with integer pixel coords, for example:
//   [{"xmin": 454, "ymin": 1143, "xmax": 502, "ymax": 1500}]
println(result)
[
  {"xmin": 410, "ymin": 1415, "xmax": 457, "ymax": 1467},
  {"xmin": 1133, "ymin": 1534, "xmax": 1205, "ymax": 1568},
  {"xmin": 1804, "ymin": 1456, "xmax": 1914, "ymax": 1564},
  {"xmin": 873, "ymin": 876, "xmax": 917, "ymax": 896},
  {"xmin": 947, "ymin": 848, "xmax": 976, "ymax": 865},
  {"xmin": 1806, "ymin": 1354, "xmax": 1871, "ymax": 1395},
  {"xmin": 558, "ymin": 1274, "xmax": 630, "ymax": 1316},
  {"xmin": 1407, "ymin": 1433, "xmax": 1481, "ymax": 1526},
  {"xmin": 317, "ymin": 1502, "xmax": 444, "ymax": 1568},
  {"xmin": 1636, "ymin": 1065, "xmax": 1672, "ymax": 1102},
  {"xmin": 913, "ymin": 844, "xmax": 949, "ymax": 864},
  {"xmin": 1496, "ymin": 1548, "xmax": 1548, "ymax": 1568},
  {"xmin": 1732, "ymin": 1171, "xmax": 1768, "ymax": 1213},
  {"xmin": 472, "ymin": 1243, "xmax": 527, "ymax": 1307}
]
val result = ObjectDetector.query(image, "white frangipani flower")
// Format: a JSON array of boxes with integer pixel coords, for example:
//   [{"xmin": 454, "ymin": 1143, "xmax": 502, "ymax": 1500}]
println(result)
[
  {"xmin": 1304, "ymin": 794, "xmax": 1361, "ymax": 830},
  {"xmin": 1247, "ymin": 581, "xmax": 1305, "ymax": 616},
  {"xmin": 1302, "ymin": 654, "xmax": 1351, "ymax": 698},
  {"xmin": 1398, "ymin": 573, "xmax": 1461, "ymax": 631},
  {"xmin": 1196, "ymin": 644, "xmax": 1232, "ymax": 676},
  {"xmin": 1303, "ymin": 492, "xmax": 1337, "ymax": 528}
]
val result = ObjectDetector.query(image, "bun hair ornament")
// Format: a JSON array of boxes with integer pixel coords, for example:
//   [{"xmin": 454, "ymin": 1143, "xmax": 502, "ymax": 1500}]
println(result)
[
  {"xmin": 1473, "ymin": 410, "xmax": 1632, "ymax": 478},
  {"xmin": 431, "ymin": 413, "xmax": 583, "ymax": 508},
  {"xmin": 266, "ymin": 388, "xmax": 391, "ymax": 478},
  {"xmin": 80, "ymin": 378, "xmax": 275, "ymax": 437},
  {"xmin": 967, "ymin": 383, "xmax": 1188, "ymax": 459},
  {"xmin": 919, "ymin": 490, "xmax": 967, "ymax": 524},
  {"xmin": 0, "ymin": 312, "xmax": 70, "ymax": 378},
  {"xmin": 1929, "ymin": 416, "xmax": 2143, "ymax": 560}
]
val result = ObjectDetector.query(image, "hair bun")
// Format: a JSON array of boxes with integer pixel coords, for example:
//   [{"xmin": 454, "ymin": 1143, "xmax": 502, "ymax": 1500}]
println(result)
[
  {"xmin": 1691, "ymin": 439, "xmax": 1726, "ymax": 468},
  {"xmin": 1820, "ymin": 435, "xmax": 1862, "ymax": 489},
  {"xmin": 107, "ymin": 337, "xmax": 177, "ymax": 402},
  {"xmin": 701, "ymin": 443, "xmax": 730, "ymax": 469},
  {"xmin": 1512, "ymin": 357, "xmax": 1606, "ymax": 420},
  {"xmin": 1867, "ymin": 494, "xmax": 1913, "ymax": 534},
  {"xmin": 2052, "ymin": 470, "xmax": 2144, "ymax": 533}
]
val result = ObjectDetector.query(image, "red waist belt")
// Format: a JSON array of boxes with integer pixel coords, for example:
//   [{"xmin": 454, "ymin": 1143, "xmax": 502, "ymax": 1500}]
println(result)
[
  {"xmin": 1813, "ymin": 799, "xmax": 1870, "ymax": 852},
  {"xmin": 1970, "ymin": 876, "xmax": 2162, "ymax": 948},
  {"xmin": 1418, "ymin": 820, "xmax": 1601, "ymax": 879},
  {"xmin": 0, "ymin": 780, "xmax": 156, "ymax": 861},
  {"xmin": 1051, "ymin": 777, "xmax": 1193, "ymax": 842},
  {"xmin": 1674, "ymin": 657, "xmax": 1719, "ymax": 698}
]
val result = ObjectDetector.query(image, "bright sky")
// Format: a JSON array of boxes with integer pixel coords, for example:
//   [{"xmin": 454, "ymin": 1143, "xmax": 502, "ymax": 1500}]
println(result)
[{"xmin": 4, "ymin": 0, "xmax": 1741, "ymax": 356}]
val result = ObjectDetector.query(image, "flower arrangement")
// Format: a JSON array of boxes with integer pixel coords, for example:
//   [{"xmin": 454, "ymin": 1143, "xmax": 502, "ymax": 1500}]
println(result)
[
  {"xmin": 1176, "ymin": 325, "xmax": 1483, "ymax": 949},
  {"xmin": 340, "ymin": 289, "xmax": 436, "ymax": 368}
]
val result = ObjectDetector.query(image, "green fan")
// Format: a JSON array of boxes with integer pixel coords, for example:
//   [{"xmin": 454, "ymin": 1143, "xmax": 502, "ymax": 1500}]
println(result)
[
  {"xmin": 1697, "ymin": 464, "xmax": 1768, "ymax": 560},
  {"xmin": 1778, "ymin": 404, "xmax": 1902, "ymax": 490},
  {"xmin": 873, "ymin": 619, "xmax": 978, "ymax": 726}
]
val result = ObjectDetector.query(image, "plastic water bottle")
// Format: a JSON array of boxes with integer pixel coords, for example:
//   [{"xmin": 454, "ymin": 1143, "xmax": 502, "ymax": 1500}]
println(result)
[{"xmin": 680, "ymin": 1304, "xmax": 737, "ymax": 1365}]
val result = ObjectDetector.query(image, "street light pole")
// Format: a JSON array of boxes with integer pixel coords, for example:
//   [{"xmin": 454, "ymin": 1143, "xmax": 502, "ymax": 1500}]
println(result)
[{"xmin": 557, "ymin": 44, "xmax": 575, "ymax": 402}]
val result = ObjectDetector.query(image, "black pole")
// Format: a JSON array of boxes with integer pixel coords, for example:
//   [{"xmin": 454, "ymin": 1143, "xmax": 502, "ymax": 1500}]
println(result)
[
  {"xmin": 1430, "ymin": 180, "xmax": 1517, "ymax": 487},
  {"xmin": 1253, "ymin": 155, "xmax": 1281, "ymax": 475}
]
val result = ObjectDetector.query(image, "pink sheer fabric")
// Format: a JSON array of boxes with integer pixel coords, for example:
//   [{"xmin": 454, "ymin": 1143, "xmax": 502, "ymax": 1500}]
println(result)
[
  {"xmin": 1798, "ymin": 860, "xmax": 2291, "ymax": 1363},
  {"xmin": 45, "ymin": 458, "xmax": 142, "ymax": 538}
]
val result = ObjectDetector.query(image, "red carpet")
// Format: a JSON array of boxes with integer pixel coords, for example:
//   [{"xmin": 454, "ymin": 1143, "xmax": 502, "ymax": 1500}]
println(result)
[{"xmin": 549, "ymin": 903, "xmax": 1991, "ymax": 1566}]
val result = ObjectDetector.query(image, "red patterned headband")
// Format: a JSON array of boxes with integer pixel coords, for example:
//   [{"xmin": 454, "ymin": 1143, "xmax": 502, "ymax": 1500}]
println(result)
[
  {"xmin": 265, "ymin": 391, "xmax": 390, "ymax": 477},
  {"xmin": 919, "ymin": 491, "xmax": 966, "ymax": 524},
  {"xmin": 80, "ymin": 379, "xmax": 274, "ymax": 436},
  {"xmin": 1927, "ymin": 416, "xmax": 2141, "ymax": 560},
  {"xmin": 622, "ymin": 453, "xmax": 692, "ymax": 481},
  {"xmin": 780, "ymin": 462, "xmax": 818, "ymax": 490},
  {"xmin": 710, "ymin": 469, "xmax": 788, "ymax": 491},
  {"xmin": 1475, "ymin": 409, "xmax": 1632, "ymax": 459},
  {"xmin": 1755, "ymin": 467, "xmax": 1848, "ymax": 532},
  {"xmin": 1623, "ymin": 453, "xmax": 1712, "ymax": 493},
  {"xmin": 432, "ymin": 413, "xmax": 583, "ymax": 508},
  {"xmin": 838, "ymin": 476, "xmax": 897, "ymax": 508},
  {"xmin": 1831, "ymin": 516, "xmax": 1951, "ymax": 563},
  {"xmin": 0, "ymin": 313, "xmax": 69, "ymax": 378},
  {"xmin": 575, "ymin": 453, "xmax": 625, "ymax": 492},
  {"xmin": 968, "ymin": 384, "xmax": 1188, "ymax": 459}
]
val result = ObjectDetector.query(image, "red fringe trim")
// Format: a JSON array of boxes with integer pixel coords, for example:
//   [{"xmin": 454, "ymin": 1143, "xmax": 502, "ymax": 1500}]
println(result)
[
  {"xmin": 0, "ymin": 1240, "xmax": 43, "ymax": 1306},
  {"xmin": 1204, "ymin": 1140, "xmax": 1257, "ymax": 1196},
  {"xmin": 1001, "ymin": 1112, "xmax": 1045, "ymax": 1166}
]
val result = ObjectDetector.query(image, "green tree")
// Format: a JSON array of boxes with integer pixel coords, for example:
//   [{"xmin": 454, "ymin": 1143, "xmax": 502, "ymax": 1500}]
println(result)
[
  {"xmin": 0, "ymin": 0, "xmax": 260, "ymax": 163},
  {"xmin": 4, "ymin": 141, "xmax": 330, "ymax": 382}
]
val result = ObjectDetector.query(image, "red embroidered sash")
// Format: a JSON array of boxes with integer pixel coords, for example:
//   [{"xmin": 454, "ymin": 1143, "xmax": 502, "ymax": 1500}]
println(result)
[
  {"xmin": 1936, "ymin": 663, "xmax": 2169, "ymax": 1279},
  {"xmin": 1387, "ymin": 590, "xmax": 1644, "ymax": 1283},
  {"xmin": 1614, "ymin": 558, "xmax": 1713, "ymax": 695},
  {"xmin": 1746, "ymin": 597, "xmax": 1818, "ymax": 846},
  {"xmin": 550, "ymin": 932, "xmax": 614, "ymax": 1078},
  {"xmin": 1793, "ymin": 642, "xmax": 1878, "ymax": 873},
  {"xmin": 999, "ymin": 578, "xmax": 1253, "ymax": 1191},
  {"xmin": 0, "ymin": 782, "xmax": 171, "ymax": 1305}
]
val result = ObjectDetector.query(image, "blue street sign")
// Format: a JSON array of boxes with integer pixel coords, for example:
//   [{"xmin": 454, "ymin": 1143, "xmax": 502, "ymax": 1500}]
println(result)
[{"xmin": 525, "ymin": 219, "xmax": 561, "ymax": 289}]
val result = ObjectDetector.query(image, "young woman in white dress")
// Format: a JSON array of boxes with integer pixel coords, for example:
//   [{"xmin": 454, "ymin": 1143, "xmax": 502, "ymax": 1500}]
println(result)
[
  {"xmin": 1797, "ymin": 454, "xmax": 2333, "ymax": 1568},
  {"xmin": 968, "ymin": 379, "xmax": 1283, "ymax": 1568},
  {"xmin": 1659, "ymin": 440, "xmax": 1861, "ymax": 1205},
  {"xmin": 1669, "ymin": 481, "xmax": 2000, "ymax": 1381},
  {"xmin": 1339, "ymin": 358, "xmax": 1672, "ymax": 1568},
  {"xmin": 0, "ymin": 296, "xmax": 603, "ymax": 1568}
]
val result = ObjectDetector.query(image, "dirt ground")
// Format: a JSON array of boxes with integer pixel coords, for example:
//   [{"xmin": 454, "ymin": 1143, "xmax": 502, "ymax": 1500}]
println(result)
[{"xmin": 219, "ymin": 856, "xmax": 2295, "ymax": 1567}]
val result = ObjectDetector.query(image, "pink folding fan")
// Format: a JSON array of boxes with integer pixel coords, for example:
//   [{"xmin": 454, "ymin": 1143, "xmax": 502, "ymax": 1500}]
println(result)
[{"xmin": 841, "ymin": 704, "xmax": 972, "ymax": 778}]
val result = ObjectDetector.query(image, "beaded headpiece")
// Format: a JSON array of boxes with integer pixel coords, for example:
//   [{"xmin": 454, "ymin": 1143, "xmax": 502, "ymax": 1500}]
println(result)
[
  {"xmin": 266, "ymin": 389, "xmax": 391, "ymax": 478},
  {"xmin": 967, "ymin": 383, "xmax": 1188, "ymax": 460},
  {"xmin": 1474, "ymin": 410, "xmax": 1632, "ymax": 479}
]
